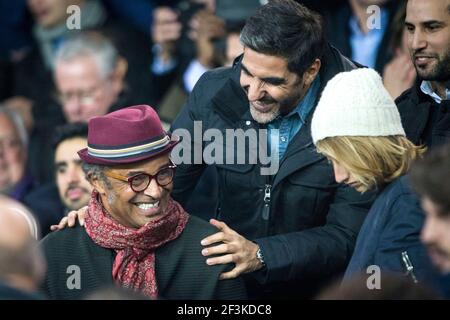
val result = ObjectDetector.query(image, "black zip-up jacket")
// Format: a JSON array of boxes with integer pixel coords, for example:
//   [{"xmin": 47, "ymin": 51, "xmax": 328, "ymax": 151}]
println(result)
[{"xmin": 396, "ymin": 81, "xmax": 450, "ymax": 148}]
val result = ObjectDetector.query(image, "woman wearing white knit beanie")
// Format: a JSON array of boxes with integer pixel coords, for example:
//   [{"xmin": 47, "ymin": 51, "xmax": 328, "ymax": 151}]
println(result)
[{"xmin": 311, "ymin": 68, "xmax": 442, "ymax": 296}]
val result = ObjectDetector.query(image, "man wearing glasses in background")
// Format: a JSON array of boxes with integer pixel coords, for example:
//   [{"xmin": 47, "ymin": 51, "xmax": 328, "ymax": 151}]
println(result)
[
  {"xmin": 40, "ymin": 105, "xmax": 246, "ymax": 300},
  {"xmin": 29, "ymin": 31, "xmax": 135, "ymax": 184}
]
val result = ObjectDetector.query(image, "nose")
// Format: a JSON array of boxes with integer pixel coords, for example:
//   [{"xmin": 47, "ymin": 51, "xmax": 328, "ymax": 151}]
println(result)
[
  {"xmin": 247, "ymin": 84, "xmax": 264, "ymax": 102},
  {"xmin": 332, "ymin": 162, "xmax": 349, "ymax": 184},
  {"xmin": 143, "ymin": 177, "xmax": 162, "ymax": 199},
  {"xmin": 68, "ymin": 165, "xmax": 81, "ymax": 183},
  {"xmin": 334, "ymin": 170, "xmax": 349, "ymax": 184},
  {"xmin": 242, "ymin": 77, "xmax": 264, "ymax": 102},
  {"xmin": 410, "ymin": 29, "xmax": 427, "ymax": 51},
  {"xmin": 64, "ymin": 99, "xmax": 82, "ymax": 120}
]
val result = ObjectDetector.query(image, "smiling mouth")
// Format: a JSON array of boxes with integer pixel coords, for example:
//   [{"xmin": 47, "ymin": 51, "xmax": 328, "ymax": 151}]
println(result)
[
  {"xmin": 414, "ymin": 56, "xmax": 435, "ymax": 64},
  {"xmin": 135, "ymin": 201, "xmax": 160, "ymax": 210}
]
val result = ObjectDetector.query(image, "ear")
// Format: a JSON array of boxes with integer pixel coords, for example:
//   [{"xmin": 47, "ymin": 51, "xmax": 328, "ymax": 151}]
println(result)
[
  {"xmin": 303, "ymin": 58, "xmax": 321, "ymax": 88},
  {"xmin": 111, "ymin": 57, "xmax": 127, "ymax": 93},
  {"xmin": 90, "ymin": 174, "xmax": 108, "ymax": 196}
]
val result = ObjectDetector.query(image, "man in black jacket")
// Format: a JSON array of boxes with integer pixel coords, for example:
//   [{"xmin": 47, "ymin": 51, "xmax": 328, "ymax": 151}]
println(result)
[
  {"xmin": 397, "ymin": 0, "xmax": 450, "ymax": 148},
  {"xmin": 170, "ymin": 0, "xmax": 376, "ymax": 299}
]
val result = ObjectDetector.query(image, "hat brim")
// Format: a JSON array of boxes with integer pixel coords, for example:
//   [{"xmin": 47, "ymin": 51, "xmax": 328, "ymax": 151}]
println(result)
[{"xmin": 78, "ymin": 135, "xmax": 180, "ymax": 165}]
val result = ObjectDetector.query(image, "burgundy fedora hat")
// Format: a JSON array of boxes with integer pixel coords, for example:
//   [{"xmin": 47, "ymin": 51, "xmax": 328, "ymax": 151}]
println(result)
[{"xmin": 78, "ymin": 105, "xmax": 179, "ymax": 165}]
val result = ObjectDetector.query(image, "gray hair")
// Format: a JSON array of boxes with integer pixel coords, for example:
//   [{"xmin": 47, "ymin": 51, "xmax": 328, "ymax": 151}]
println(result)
[
  {"xmin": 55, "ymin": 32, "xmax": 119, "ymax": 79},
  {"xmin": 0, "ymin": 105, "xmax": 28, "ymax": 148},
  {"xmin": 82, "ymin": 162, "xmax": 112, "ymax": 189}
]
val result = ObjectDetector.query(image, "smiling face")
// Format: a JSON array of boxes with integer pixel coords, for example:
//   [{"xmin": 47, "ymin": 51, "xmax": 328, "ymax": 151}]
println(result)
[
  {"xmin": 55, "ymin": 137, "xmax": 92, "ymax": 210},
  {"xmin": 405, "ymin": 0, "xmax": 450, "ymax": 82},
  {"xmin": 93, "ymin": 154, "xmax": 173, "ymax": 229},
  {"xmin": 420, "ymin": 197, "xmax": 450, "ymax": 274},
  {"xmin": 240, "ymin": 47, "xmax": 308, "ymax": 124}
]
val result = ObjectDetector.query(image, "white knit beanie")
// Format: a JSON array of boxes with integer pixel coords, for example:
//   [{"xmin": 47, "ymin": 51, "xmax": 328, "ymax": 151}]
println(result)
[{"xmin": 311, "ymin": 68, "xmax": 405, "ymax": 145}]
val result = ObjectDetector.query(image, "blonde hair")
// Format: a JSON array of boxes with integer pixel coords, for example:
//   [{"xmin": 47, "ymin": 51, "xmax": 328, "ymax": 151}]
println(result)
[{"xmin": 316, "ymin": 136, "xmax": 426, "ymax": 193}]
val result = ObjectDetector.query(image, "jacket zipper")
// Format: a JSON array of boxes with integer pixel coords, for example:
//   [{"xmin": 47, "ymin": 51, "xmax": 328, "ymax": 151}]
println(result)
[
  {"xmin": 262, "ymin": 184, "xmax": 271, "ymax": 221},
  {"xmin": 401, "ymin": 251, "xmax": 418, "ymax": 283}
]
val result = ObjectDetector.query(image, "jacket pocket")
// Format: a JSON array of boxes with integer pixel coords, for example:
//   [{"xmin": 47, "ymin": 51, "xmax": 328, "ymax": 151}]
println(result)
[{"xmin": 280, "ymin": 163, "xmax": 336, "ymax": 228}]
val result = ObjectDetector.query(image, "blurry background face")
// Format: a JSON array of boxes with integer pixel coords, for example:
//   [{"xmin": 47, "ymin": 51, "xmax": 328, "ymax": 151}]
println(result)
[
  {"xmin": 27, "ymin": 0, "xmax": 81, "ymax": 28},
  {"xmin": 55, "ymin": 55, "xmax": 119, "ymax": 123},
  {"xmin": 0, "ymin": 114, "xmax": 26, "ymax": 193},
  {"xmin": 55, "ymin": 137, "xmax": 92, "ymax": 210},
  {"xmin": 421, "ymin": 197, "xmax": 450, "ymax": 274},
  {"xmin": 405, "ymin": 0, "xmax": 450, "ymax": 81}
]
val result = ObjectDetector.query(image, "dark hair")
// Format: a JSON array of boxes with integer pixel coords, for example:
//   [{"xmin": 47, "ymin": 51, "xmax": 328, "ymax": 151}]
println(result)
[
  {"xmin": 240, "ymin": 0, "xmax": 325, "ymax": 77},
  {"xmin": 52, "ymin": 122, "xmax": 88, "ymax": 150},
  {"xmin": 410, "ymin": 143, "xmax": 450, "ymax": 216}
]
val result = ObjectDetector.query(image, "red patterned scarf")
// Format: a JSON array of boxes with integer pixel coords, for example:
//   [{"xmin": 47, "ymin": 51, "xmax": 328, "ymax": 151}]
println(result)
[{"xmin": 84, "ymin": 190, "xmax": 189, "ymax": 298}]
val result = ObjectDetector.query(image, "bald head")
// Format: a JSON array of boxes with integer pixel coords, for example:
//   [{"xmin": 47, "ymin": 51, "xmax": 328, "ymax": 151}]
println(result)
[
  {"xmin": 0, "ymin": 196, "xmax": 39, "ymax": 244},
  {"xmin": 0, "ymin": 196, "xmax": 44, "ymax": 292}
]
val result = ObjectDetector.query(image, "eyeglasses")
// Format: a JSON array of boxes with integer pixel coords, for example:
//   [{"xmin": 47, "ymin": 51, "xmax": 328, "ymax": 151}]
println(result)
[
  {"xmin": 56, "ymin": 82, "xmax": 107, "ymax": 105},
  {"xmin": 104, "ymin": 161, "xmax": 177, "ymax": 193}
]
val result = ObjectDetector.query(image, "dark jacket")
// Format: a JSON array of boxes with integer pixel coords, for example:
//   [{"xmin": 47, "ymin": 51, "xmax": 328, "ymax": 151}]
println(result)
[
  {"xmin": 343, "ymin": 176, "xmax": 441, "ymax": 291},
  {"xmin": 170, "ymin": 45, "xmax": 377, "ymax": 298},
  {"xmin": 396, "ymin": 81, "xmax": 450, "ymax": 148},
  {"xmin": 40, "ymin": 215, "xmax": 247, "ymax": 300}
]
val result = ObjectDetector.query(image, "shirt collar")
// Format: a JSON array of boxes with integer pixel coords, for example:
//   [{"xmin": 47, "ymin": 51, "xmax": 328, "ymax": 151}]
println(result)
[
  {"xmin": 285, "ymin": 75, "xmax": 321, "ymax": 122},
  {"xmin": 420, "ymin": 81, "xmax": 450, "ymax": 104}
]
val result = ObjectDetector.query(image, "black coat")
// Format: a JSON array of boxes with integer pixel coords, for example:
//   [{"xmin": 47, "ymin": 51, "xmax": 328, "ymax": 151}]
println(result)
[
  {"xmin": 40, "ymin": 215, "xmax": 247, "ymax": 300},
  {"xmin": 170, "ymin": 45, "xmax": 377, "ymax": 298},
  {"xmin": 396, "ymin": 81, "xmax": 450, "ymax": 148}
]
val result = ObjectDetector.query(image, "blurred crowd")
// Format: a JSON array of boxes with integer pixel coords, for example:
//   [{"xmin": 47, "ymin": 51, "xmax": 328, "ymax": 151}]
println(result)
[{"xmin": 0, "ymin": 0, "xmax": 449, "ymax": 300}]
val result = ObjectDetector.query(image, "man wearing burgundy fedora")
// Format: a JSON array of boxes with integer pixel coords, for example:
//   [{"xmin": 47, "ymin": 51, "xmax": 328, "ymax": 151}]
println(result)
[{"xmin": 40, "ymin": 105, "xmax": 246, "ymax": 300}]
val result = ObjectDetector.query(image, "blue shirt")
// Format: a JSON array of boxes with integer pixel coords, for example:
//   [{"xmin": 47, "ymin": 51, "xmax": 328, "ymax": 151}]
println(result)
[
  {"xmin": 420, "ymin": 81, "xmax": 450, "ymax": 104},
  {"xmin": 349, "ymin": 8, "xmax": 389, "ymax": 69},
  {"xmin": 268, "ymin": 76, "xmax": 321, "ymax": 160}
]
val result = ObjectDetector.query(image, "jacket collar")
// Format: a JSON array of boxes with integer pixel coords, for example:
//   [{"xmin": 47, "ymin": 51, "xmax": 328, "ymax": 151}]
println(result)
[{"xmin": 399, "ymin": 81, "xmax": 433, "ymax": 144}]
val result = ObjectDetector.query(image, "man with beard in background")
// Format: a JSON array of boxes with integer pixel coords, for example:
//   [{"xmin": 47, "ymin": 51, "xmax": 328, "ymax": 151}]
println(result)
[
  {"xmin": 24, "ymin": 123, "xmax": 91, "ymax": 236},
  {"xmin": 397, "ymin": 0, "xmax": 450, "ymax": 148}
]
